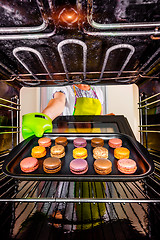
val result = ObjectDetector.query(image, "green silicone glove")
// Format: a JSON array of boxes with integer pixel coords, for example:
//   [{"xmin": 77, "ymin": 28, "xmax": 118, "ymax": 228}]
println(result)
[{"xmin": 22, "ymin": 113, "xmax": 53, "ymax": 139}]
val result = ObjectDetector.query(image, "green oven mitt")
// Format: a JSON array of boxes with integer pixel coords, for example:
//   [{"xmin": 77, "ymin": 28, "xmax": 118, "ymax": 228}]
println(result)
[{"xmin": 22, "ymin": 113, "xmax": 53, "ymax": 139}]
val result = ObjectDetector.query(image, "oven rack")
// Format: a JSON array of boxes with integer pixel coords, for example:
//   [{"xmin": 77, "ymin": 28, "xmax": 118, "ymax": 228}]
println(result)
[
  {"xmin": 0, "ymin": 96, "xmax": 20, "ymax": 147},
  {"xmin": 1, "ymin": 178, "xmax": 160, "ymax": 203},
  {"xmin": 0, "ymin": 177, "xmax": 160, "ymax": 239},
  {"xmin": 138, "ymin": 92, "xmax": 160, "ymax": 156}
]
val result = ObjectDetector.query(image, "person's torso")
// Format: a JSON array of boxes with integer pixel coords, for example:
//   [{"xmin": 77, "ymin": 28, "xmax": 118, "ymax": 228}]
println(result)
[{"xmin": 72, "ymin": 85, "xmax": 101, "ymax": 115}]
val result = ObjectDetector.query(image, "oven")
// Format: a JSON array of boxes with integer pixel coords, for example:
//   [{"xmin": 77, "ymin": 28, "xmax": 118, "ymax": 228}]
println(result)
[{"xmin": 0, "ymin": 1, "xmax": 160, "ymax": 239}]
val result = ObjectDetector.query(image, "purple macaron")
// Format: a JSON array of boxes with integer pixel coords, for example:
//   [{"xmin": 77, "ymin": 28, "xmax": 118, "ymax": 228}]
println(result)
[
  {"xmin": 70, "ymin": 159, "xmax": 88, "ymax": 174},
  {"xmin": 73, "ymin": 137, "xmax": 87, "ymax": 148}
]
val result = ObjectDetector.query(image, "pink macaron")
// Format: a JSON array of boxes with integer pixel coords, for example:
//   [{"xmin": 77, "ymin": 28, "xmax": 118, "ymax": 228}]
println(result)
[
  {"xmin": 73, "ymin": 137, "xmax": 87, "ymax": 148},
  {"xmin": 20, "ymin": 157, "xmax": 39, "ymax": 173},
  {"xmin": 38, "ymin": 137, "xmax": 51, "ymax": 147},
  {"xmin": 108, "ymin": 138, "xmax": 122, "ymax": 148},
  {"xmin": 70, "ymin": 159, "xmax": 88, "ymax": 174},
  {"xmin": 117, "ymin": 158, "xmax": 137, "ymax": 174}
]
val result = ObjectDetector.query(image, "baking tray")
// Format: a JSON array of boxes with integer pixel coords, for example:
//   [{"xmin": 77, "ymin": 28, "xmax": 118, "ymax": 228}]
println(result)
[{"xmin": 2, "ymin": 133, "xmax": 154, "ymax": 181}]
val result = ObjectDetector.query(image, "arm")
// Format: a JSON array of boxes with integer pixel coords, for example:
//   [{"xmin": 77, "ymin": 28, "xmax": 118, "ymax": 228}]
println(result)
[
  {"xmin": 22, "ymin": 91, "xmax": 66, "ymax": 139},
  {"xmin": 42, "ymin": 91, "xmax": 66, "ymax": 120}
]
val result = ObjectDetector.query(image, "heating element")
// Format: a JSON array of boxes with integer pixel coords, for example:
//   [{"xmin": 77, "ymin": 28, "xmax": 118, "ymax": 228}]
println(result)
[{"xmin": 0, "ymin": 43, "xmax": 159, "ymax": 87}]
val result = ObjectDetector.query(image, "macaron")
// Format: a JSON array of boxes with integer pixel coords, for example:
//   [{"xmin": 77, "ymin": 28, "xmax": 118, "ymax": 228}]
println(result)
[
  {"xmin": 38, "ymin": 137, "xmax": 51, "ymax": 147},
  {"xmin": 43, "ymin": 157, "xmax": 61, "ymax": 174},
  {"xmin": 94, "ymin": 158, "xmax": 112, "ymax": 175},
  {"xmin": 70, "ymin": 159, "xmax": 88, "ymax": 174},
  {"xmin": 31, "ymin": 146, "xmax": 46, "ymax": 158},
  {"xmin": 114, "ymin": 147, "xmax": 130, "ymax": 159},
  {"xmin": 55, "ymin": 137, "xmax": 68, "ymax": 147},
  {"xmin": 50, "ymin": 145, "xmax": 65, "ymax": 158},
  {"xmin": 108, "ymin": 138, "xmax": 122, "ymax": 148},
  {"xmin": 73, "ymin": 147, "xmax": 88, "ymax": 159},
  {"xmin": 91, "ymin": 138, "xmax": 104, "ymax": 148},
  {"xmin": 93, "ymin": 147, "xmax": 108, "ymax": 159},
  {"xmin": 20, "ymin": 157, "xmax": 39, "ymax": 173},
  {"xmin": 73, "ymin": 137, "xmax": 87, "ymax": 148},
  {"xmin": 117, "ymin": 158, "xmax": 137, "ymax": 174}
]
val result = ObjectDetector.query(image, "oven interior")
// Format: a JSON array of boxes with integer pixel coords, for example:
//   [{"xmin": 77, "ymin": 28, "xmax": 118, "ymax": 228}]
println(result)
[{"xmin": 0, "ymin": 0, "xmax": 160, "ymax": 239}]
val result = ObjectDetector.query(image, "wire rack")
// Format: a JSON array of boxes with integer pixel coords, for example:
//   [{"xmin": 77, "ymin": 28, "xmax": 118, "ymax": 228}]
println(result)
[{"xmin": 0, "ymin": 177, "xmax": 160, "ymax": 239}]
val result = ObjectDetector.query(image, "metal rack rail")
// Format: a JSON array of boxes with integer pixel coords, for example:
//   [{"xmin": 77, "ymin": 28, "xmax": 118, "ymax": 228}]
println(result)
[
  {"xmin": 138, "ymin": 92, "xmax": 160, "ymax": 154},
  {"xmin": 0, "ymin": 96, "xmax": 20, "ymax": 146}
]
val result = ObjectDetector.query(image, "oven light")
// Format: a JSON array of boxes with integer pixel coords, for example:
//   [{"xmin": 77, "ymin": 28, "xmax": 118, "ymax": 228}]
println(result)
[{"xmin": 58, "ymin": 7, "xmax": 79, "ymax": 25}]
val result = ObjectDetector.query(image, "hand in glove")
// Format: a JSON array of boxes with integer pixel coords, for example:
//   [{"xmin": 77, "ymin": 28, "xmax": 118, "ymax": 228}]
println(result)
[{"xmin": 22, "ymin": 113, "xmax": 52, "ymax": 139}]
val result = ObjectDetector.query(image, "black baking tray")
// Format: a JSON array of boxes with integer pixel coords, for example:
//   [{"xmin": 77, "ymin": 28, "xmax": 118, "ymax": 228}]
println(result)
[{"xmin": 2, "ymin": 133, "xmax": 154, "ymax": 181}]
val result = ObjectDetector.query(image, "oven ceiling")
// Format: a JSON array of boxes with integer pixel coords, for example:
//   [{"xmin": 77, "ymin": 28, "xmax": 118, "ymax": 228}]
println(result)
[{"xmin": 0, "ymin": 0, "xmax": 159, "ymax": 87}]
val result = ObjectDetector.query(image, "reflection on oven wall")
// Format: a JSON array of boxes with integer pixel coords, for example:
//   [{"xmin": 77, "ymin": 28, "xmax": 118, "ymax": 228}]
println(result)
[{"xmin": 20, "ymin": 84, "xmax": 139, "ymax": 141}]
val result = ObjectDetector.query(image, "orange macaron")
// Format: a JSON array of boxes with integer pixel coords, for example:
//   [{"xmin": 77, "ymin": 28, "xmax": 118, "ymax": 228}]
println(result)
[
  {"xmin": 73, "ymin": 147, "xmax": 88, "ymax": 159},
  {"xmin": 114, "ymin": 147, "xmax": 130, "ymax": 159},
  {"xmin": 31, "ymin": 146, "xmax": 46, "ymax": 158}
]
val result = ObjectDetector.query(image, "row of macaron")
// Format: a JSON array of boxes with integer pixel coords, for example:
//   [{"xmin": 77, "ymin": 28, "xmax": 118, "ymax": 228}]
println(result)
[
  {"xmin": 30, "ymin": 136, "xmax": 130, "ymax": 160},
  {"xmin": 37, "ymin": 136, "xmax": 123, "ymax": 148},
  {"xmin": 20, "ymin": 137, "xmax": 137, "ymax": 175},
  {"xmin": 20, "ymin": 154, "xmax": 137, "ymax": 175}
]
